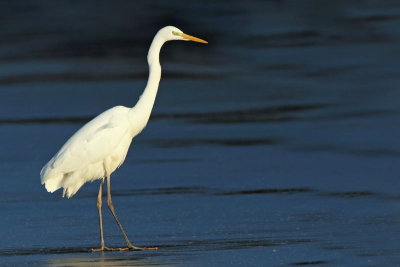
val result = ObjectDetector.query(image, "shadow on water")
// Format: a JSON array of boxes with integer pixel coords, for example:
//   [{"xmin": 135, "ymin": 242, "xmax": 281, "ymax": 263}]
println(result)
[
  {"xmin": 149, "ymin": 138, "xmax": 280, "ymax": 148},
  {"xmin": 100, "ymin": 186, "xmax": 389, "ymax": 200},
  {"xmin": 0, "ymin": 70, "xmax": 224, "ymax": 86},
  {"xmin": 3, "ymin": 186, "xmax": 391, "ymax": 205},
  {"xmin": 0, "ymin": 238, "xmax": 312, "ymax": 256},
  {"xmin": 216, "ymin": 188, "xmax": 313, "ymax": 196},
  {"xmin": 0, "ymin": 103, "xmax": 326, "ymax": 125},
  {"xmin": 0, "ymin": 103, "xmax": 392, "ymax": 126},
  {"xmin": 242, "ymin": 30, "xmax": 323, "ymax": 48},
  {"xmin": 288, "ymin": 260, "xmax": 330, "ymax": 266},
  {"xmin": 105, "ymin": 186, "xmax": 315, "ymax": 198},
  {"xmin": 160, "ymin": 237, "xmax": 314, "ymax": 252},
  {"xmin": 293, "ymin": 145, "xmax": 400, "ymax": 158}
]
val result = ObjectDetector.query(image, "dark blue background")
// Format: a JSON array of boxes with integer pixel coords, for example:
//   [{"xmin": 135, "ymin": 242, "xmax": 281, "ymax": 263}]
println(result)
[{"xmin": 1, "ymin": 1, "xmax": 400, "ymax": 266}]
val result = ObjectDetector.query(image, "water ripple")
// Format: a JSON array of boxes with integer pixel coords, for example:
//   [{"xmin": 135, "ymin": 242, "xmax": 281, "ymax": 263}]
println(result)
[{"xmin": 0, "ymin": 103, "xmax": 327, "ymax": 125}]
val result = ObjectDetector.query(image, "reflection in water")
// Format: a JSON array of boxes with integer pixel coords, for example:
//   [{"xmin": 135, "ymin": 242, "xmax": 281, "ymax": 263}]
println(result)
[
  {"xmin": 46, "ymin": 253, "xmax": 161, "ymax": 267},
  {"xmin": 42, "ymin": 235, "xmax": 313, "ymax": 266}
]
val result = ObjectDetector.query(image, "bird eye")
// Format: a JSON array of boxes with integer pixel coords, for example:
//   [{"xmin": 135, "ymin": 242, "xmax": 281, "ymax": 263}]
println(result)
[{"xmin": 172, "ymin": 31, "xmax": 180, "ymax": 36}]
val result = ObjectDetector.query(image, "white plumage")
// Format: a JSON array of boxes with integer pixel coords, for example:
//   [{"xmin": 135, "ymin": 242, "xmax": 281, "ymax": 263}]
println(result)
[
  {"xmin": 40, "ymin": 26, "xmax": 207, "ymax": 251},
  {"xmin": 41, "ymin": 106, "xmax": 133, "ymax": 197}
]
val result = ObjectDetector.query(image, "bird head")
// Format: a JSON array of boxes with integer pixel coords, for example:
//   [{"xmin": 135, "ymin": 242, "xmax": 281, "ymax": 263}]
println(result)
[{"xmin": 159, "ymin": 26, "xmax": 208, "ymax": 44}]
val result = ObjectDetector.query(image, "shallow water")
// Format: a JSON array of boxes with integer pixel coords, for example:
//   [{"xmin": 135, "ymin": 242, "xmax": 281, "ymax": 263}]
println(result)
[{"xmin": 1, "ymin": 0, "xmax": 400, "ymax": 266}]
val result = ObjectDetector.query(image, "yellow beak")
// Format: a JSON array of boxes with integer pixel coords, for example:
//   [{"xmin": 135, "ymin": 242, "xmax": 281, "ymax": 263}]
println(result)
[{"xmin": 180, "ymin": 33, "xmax": 208, "ymax": 44}]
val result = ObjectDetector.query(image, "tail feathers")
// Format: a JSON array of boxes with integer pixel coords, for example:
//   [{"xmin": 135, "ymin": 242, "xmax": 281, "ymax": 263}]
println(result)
[
  {"xmin": 42, "ymin": 173, "xmax": 82, "ymax": 198},
  {"xmin": 41, "ymin": 161, "xmax": 105, "ymax": 198},
  {"xmin": 43, "ymin": 174, "xmax": 64, "ymax": 193},
  {"xmin": 42, "ymin": 170, "xmax": 99, "ymax": 198},
  {"xmin": 41, "ymin": 161, "xmax": 82, "ymax": 198},
  {"xmin": 62, "ymin": 176, "xmax": 86, "ymax": 198}
]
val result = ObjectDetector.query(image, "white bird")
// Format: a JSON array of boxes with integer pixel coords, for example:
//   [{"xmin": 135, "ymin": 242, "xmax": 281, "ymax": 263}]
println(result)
[{"xmin": 40, "ymin": 26, "xmax": 207, "ymax": 252}]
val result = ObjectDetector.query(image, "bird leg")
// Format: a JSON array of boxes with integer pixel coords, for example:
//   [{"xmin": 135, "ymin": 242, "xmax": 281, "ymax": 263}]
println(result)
[
  {"xmin": 97, "ymin": 180, "xmax": 105, "ymax": 247},
  {"xmin": 91, "ymin": 179, "xmax": 113, "ymax": 252},
  {"xmin": 90, "ymin": 179, "xmax": 128, "ymax": 252},
  {"xmin": 106, "ymin": 174, "xmax": 158, "ymax": 251}
]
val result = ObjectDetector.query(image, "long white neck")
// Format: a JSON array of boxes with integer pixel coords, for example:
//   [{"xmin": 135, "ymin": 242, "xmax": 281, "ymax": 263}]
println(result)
[{"xmin": 129, "ymin": 34, "xmax": 165, "ymax": 128}]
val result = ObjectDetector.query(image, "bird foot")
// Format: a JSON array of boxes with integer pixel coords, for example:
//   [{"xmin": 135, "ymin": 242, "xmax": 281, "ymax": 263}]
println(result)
[
  {"xmin": 90, "ymin": 245, "xmax": 158, "ymax": 252},
  {"xmin": 127, "ymin": 244, "xmax": 158, "ymax": 251},
  {"xmin": 90, "ymin": 246, "xmax": 116, "ymax": 252}
]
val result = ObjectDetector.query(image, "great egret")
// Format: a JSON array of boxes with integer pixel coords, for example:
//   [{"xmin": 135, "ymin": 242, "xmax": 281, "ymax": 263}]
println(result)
[{"xmin": 40, "ymin": 26, "xmax": 207, "ymax": 252}]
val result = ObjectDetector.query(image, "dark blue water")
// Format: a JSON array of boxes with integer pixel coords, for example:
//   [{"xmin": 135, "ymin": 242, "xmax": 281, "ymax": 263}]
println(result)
[{"xmin": 1, "ymin": 0, "xmax": 400, "ymax": 266}]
